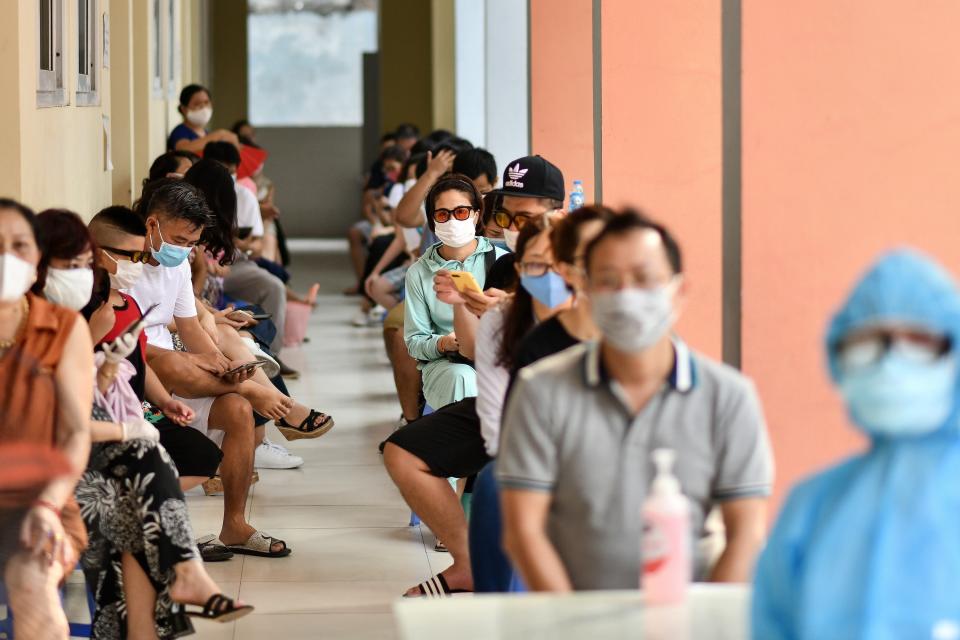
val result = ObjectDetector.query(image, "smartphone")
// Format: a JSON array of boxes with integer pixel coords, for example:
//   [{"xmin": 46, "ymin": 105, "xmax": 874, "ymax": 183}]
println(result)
[
  {"xmin": 222, "ymin": 361, "xmax": 268, "ymax": 377},
  {"xmin": 250, "ymin": 312, "xmax": 272, "ymax": 320},
  {"xmin": 237, "ymin": 226, "xmax": 253, "ymax": 240},
  {"xmin": 449, "ymin": 271, "xmax": 483, "ymax": 294},
  {"xmin": 118, "ymin": 302, "xmax": 160, "ymax": 339}
]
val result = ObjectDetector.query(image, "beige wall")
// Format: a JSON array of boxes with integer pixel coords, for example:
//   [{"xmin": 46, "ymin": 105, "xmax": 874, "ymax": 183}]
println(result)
[
  {"xmin": 430, "ymin": 0, "xmax": 455, "ymax": 132},
  {"xmin": 0, "ymin": 0, "xmax": 211, "ymax": 214},
  {"xmin": 209, "ymin": 0, "xmax": 248, "ymax": 130},
  {"xmin": 380, "ymin": 0, "xmax": 433, "ymax": 133}
]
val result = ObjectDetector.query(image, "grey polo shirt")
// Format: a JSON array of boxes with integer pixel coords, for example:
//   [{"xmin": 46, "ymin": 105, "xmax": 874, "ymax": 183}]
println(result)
[{"xmin": 496, "ymin": 338, "xmax": 773, "ymax": 591}]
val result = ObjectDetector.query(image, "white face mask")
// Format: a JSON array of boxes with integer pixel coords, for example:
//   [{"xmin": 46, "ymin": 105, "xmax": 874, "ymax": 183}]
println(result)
[
  {"xmin": 0, "ymin": 253, "xmax": 37, "ymax": 302},
  {"xmin": 103, "ymin": 251, "xmax": 145, "ymax": 290},
  {"xmin": 435, "ymin": 218, "xmax": 477, "ymax": 249},
  {"xmin": 186, "ymin": 106, "xmax": 213, "ymax": 127},
  {"xmin": 43, "ymin": 267, "xmax": 94, "ymax": 311},
  {"xmin": 590, "ymin": 279, "xmax": 680, "ymax": 352},
  {"xmin": 503, "ymin": 228, "xmax": 520, "ymax": 252}
]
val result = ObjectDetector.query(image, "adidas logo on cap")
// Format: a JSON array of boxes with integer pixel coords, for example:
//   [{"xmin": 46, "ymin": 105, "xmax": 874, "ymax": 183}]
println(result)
[{"xmin": 505, "ymin": 163, "xmax": 528, "ymax": 188}]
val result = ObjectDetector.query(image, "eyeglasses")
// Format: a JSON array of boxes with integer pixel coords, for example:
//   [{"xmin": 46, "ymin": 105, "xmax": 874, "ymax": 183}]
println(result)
[
  {"xmin": 519, "ymin": 261, "xmax": 554, "ymax": 278},
  {"xmin": 433, "ymin": 206, "xmax": 476, "ymax": 224},
  {"xmin": 493, "ymin": 210, "xmax": 536, "ymax": 231},
  {"xmin": 102, "ymin": 247, "xmax": 151, "ymax": 264},
  {"xmin": 836, "ymin": 330, "xmax": 951, "ymax": 371}
]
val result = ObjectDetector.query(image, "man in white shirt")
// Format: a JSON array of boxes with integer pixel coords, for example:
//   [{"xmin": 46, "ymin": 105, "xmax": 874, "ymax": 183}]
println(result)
[
  {"xmin": 129, "ymin": 180, "xmax": 292, "ymax": 558},
  {"xmin": 204, "ymin": 141, "xmax": 286, "ymax": 353}
]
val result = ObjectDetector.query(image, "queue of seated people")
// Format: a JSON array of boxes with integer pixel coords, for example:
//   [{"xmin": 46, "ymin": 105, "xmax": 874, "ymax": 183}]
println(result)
[
  {"xmin": 355, "ymin": 126, "xmax": 960, "ymax": 636},
  {"xmin": 0, "ymin": 83, "xmax": 334, "ymax": 639}
]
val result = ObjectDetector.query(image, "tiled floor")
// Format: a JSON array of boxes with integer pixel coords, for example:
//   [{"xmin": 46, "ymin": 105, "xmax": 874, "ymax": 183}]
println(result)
[{"xmin": 185, "ymin": 249, "xmax": 450, "ymax": 639}]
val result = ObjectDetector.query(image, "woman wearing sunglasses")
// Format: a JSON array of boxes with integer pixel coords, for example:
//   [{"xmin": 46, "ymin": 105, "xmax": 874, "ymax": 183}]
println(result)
[
  {"xmin": 403, "ymin": 174, "xmax": 508, "ymax": 411},
  {"xmin": 753, "ymin": 249, "xmax": 960, "ymax": 638}
]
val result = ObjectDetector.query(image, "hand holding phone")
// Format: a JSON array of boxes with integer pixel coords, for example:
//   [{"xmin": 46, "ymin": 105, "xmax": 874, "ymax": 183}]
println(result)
[
  {"xmin": 448, "ymin": 271, "xmax": 483, "ymax": 294},
  {"xmin": 221, "ymin": 360, "xmax": 268, "ymax": 377}
]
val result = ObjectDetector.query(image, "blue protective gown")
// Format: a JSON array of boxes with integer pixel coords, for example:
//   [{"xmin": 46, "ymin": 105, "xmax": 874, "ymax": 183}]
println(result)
[{"xmin": 752, "ymin": 250, "xmax": 960, "ymax": 640}]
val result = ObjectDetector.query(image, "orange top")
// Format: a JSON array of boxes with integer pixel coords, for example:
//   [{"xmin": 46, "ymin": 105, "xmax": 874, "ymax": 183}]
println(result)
[{"xmin": 0, "ymin": 293, "xmax": 87, "ymax": 557}]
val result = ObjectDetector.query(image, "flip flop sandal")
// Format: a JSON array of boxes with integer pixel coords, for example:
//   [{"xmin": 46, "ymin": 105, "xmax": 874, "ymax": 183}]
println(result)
[
  {"xmin": 185, "ymin": 593, "xmax": 254, "ymax": 623},
  {"xmin": 404, "ymin": 574, "xmax": 471, "ymax": 599},
  {"xmin": 434, "ymin": 540, "xmax": 448, "ymax": 553},
  {"xmin": 276, "ymin": 410, "xmax": 334, "ymax": 441},
  {"xmin": 225, "ymin": 531, "xmax": 291, "ymax": 558},
  {"xmin": 196, "ymin": 535, "xmax": 234, "ymax": 563}
]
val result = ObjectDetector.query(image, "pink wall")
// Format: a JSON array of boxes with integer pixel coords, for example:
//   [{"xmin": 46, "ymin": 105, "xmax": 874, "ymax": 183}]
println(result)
[
  {"xmin": 600, "ymin": 1, "xmax": 724, "ymax": 359},
  {"xmin": 528, "ymin": 0, "xmax": 595, "ymax": 201},
  {"xmin": 742, "ymin": 1, "xmax": 960, "ymax": 508}
]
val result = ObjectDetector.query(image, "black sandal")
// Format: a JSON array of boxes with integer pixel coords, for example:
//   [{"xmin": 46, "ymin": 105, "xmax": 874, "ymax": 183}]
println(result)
[
  {"xmin": 276, "ymin": 409, "xmax": 334, "ymax": 441},
  {"xmin": 404, "ymin": 574, "xmax": 472, "ymax": 599},
  {"xmin": 185, "ymin": 593, "xmax": 254, "ymax": 622},
  {"xmin": 197, "ymin": 535, "xmax": 234, "ymax": 563}
]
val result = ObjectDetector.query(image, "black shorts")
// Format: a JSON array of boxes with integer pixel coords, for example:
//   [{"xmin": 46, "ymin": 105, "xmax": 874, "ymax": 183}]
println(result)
[
  {"xmin": 156, "ymin": 418, "xmax": 223, "ymax": 479},
  {"xmin": 383, "ymin": 397, "xmax": 492, "ymax": 479}
]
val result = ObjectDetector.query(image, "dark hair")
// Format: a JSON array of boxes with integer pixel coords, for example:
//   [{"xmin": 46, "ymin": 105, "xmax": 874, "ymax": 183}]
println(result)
[
  {"xmin": 90, "ymin": 205, "xmax": 147, "ymax": 237},
  {"xmin": 380, "ymin": 144, "xmax": 408, "ymax": 166},
  {"xmin": 0, "ymin": 198, "xmax": 38, "ymax": 239},
  {"xmin": 32, "ymin": 209, "xmax": 97, "ymax": 294},
  {"xmin": 203, "ymin": 141, "xmax": 241, "ymax": 168},
  {"xmin": 380, "ymin": 132, "xmax": 398, "ymax": 145},
  {"xmin": 394, "ymin": 123, "xmax": 420, "ymax": 140},
  {"xmin": 136, "ymin": 178, "xmax": 213, "ymax": 231},
  {"xmin": 585, "ymin": 209, "xmax": 683, "ymax": 274},
  {"xmin": 453, "ymin": 148, "xmax": 497, "ymax": 184},
  {"xmin": 179, "ymin": 83, "xmax": 210, "ymax": 107},
  {"xmin": 424, "ymin": 173, "xmax": 483, "ymax": 232},
  {"xmin": 496, "ymin": 221, "xmax": 550, "ymax": 370},
  {"xmin": 231, "ymin": 119, "xmax": 252, "ymax": 134},
  {"xmin": 551, "ymin": 205, "xmax": 616, "ymax": 265},
  {"xmin": 147, "ymin": 150, "xmax": 198, "ymax": 183},
  {"xmin": 184, "ymin": 159, "xmax": 238, "ymax": 265},
  {"xmin": 434, "ymin": 137, "xmax": 474, "ymax": 157},
  {"xmin": 402, "ymin": 152, "xmax": 426, "ymax": 183}
]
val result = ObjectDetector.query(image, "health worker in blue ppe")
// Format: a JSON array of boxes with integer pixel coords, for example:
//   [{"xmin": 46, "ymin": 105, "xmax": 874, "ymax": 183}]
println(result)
[{"xmin": 752, "ymin": 249, "xmax": 960, "ymax": 640}]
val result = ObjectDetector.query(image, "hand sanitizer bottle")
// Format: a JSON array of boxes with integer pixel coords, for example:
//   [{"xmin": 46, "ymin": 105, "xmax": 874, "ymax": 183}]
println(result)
[{"xmin": 642, "ymin": 448, "xmax": 691, "ymax": 605}]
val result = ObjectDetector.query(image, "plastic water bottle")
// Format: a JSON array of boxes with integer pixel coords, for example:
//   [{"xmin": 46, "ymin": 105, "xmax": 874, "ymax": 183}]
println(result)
[
  {"xmin": 641, "ymin": 448, "xmax": 691, "ymax": 605},
  {"xmin": 569, "ymin": 180, "xmax": 585, "ymax": 212}
]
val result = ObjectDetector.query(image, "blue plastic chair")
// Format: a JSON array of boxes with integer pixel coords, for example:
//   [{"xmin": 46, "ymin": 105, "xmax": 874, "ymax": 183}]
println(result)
[{"xmin": 0, "ymin": 573, "xmax": 95, "ymax": 638}]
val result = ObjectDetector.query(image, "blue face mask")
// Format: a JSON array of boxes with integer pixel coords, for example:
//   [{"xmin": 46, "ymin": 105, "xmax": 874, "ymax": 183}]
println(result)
[
  {"xmin": 840, "ymin": 352, "xmax": 958, "ymax": 438},
  {"xmin": 521, "ymin": 271, "xmax": 571, "ymax": 310},
  {"xmin": 150, "ymin": 221, "xmax": 192, "ymax": 268},
  {"xmin": 488, "ymin": 238, "xmax": 509, "ymax": 252}
]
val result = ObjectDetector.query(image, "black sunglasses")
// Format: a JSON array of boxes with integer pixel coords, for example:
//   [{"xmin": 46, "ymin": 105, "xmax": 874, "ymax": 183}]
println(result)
[{"xmin": 102, "ymin": 247, "xmax": 151, "ymax": 264}]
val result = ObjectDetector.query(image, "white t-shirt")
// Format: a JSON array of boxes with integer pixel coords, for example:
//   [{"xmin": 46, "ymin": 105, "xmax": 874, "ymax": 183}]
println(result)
[
  {"xmin": 235, "ymin": 180, "xmax": 264, "ymax": 238},
  {"xmin": 124, "ymin": 260, "xmax": 197, "ymax": 350},
  {"xmin": 475, "ymin": 305, "xmax": 511, "ymax": 456}
]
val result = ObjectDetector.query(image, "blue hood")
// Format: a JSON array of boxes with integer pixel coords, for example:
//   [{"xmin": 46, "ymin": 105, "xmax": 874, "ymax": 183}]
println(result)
[{"xmin": 825, "ymin": 248, "xmax": 960, "ymax": 434}]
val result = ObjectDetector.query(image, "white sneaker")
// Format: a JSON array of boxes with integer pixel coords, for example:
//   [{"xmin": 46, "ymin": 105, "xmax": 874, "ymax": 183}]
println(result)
[
  {"xmin": 351, "ymin": 309, "xmax": 371, "ymax": 327},
  {"xmin": 368, "ymin": 305, "xmax": 387, "ymax": 323},
  {"xmin": 255, "ymin": 438, "xmax": 304, "ymax": 469}
]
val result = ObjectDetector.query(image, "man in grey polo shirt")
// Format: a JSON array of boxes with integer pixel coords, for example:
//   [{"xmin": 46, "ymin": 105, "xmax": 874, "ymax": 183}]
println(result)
[{"xmin": 498, "ymin": 211, "xmax": 773, "ymax": 591}]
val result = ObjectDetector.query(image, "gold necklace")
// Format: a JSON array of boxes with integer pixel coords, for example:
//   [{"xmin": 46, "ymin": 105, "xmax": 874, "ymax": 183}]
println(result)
[{"xmin": 0, "ymin": 297, "xmax": 29, "ymax": 350}]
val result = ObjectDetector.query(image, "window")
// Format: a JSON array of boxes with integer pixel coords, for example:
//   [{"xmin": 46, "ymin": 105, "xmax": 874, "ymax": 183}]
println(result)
[
  {"xmin": 248, "ymin": 1, "xmax": 378, "ymax": 125},
  {"xmin": 151, "ymin": 0, "xmax": 162, "ymax": 94},
  {"xmin": 38, "ymin": 0, "xmax": 66, "ymax": 107},
  {"xmin": 76, "ymin": 0, "xmax": 99, "ymax": 105},
  {"xmin": 167, "ymin": 0, "xmax": 178, "ymax": 97}
]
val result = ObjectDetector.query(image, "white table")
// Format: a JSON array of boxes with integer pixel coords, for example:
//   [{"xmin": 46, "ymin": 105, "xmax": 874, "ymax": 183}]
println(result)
[{"xmin": 393, "ymin": 584, "xmax": 751, "ymax": 640}]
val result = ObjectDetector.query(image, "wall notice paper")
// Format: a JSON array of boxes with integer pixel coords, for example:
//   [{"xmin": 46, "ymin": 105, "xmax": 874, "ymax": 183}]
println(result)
[
  {"xmin": 103, "ymin": 13, "xmax": 110, "ymax": 69},
  {"xmin": 102, "ymin": 115, "xmax": 113, "ymax": 171}
]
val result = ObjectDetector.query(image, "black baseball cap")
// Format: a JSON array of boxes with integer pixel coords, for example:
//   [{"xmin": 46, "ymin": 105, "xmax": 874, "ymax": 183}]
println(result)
[{"xmin": 488, "ymin": 155, "xmax": 565, "ymax": 201}]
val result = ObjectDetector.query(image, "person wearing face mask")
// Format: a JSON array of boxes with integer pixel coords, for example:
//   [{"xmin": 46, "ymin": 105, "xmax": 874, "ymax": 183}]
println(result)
[
  {"xmin": 752, "ymin": 249, "xmax": 960, "ymax": 639},
  {"xmin": 0, "ymin": 198, "xmax": 94, "ymax": 640},
  {"xmin": 167, "ymin": 84, "xmax": 240, "ymax": 154},
  {"xmin": 498, "ymin": 210, "xmax": 774, "ymax": 591},
  {"xmin": 403, "ymin": 174, "xmax": 508, "ymax": 411}
]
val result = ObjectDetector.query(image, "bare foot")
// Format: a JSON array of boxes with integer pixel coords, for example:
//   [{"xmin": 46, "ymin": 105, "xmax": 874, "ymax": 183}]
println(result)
[
  {"xmin": 170, "ymin": 560, "xmax": 229, "ymax": 607},
  {"xmin": 240, "ymin": 382, "xmax": 295, "ymax": 421}
]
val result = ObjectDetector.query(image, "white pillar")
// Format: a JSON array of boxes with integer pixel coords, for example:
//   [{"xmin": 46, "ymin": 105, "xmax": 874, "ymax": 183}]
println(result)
[
  {"xmin": 483, "ymin": 0, "xmax": 529, "ymax": 168},
  {"xmin": 454, "ymin": 0, "xmax": 486, "ymax": 146}
]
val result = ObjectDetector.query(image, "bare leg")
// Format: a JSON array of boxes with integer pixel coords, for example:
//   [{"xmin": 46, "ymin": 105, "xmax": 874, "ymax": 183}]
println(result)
[
  {"xmin": 383, "ymin": 444, "xmax": 473, "ymax": 593},
  {"xmin": 384, "ymin": 327, "xmax": 422, "ymax": 421},
  {"xmin": 179, "ymin": 476, "xmax": 205, "ymax": 491},
  {"xmin": 148, "ymin": 351, "xmax": 238, "ymax": 399},
  {"xmin": 369, "ymin": 276, "xmax": 400, "ymax": 310},
  {"xmin": 346, "ymin": 226, "xmax": 367, "ymax": 292},
  {"xmin": 208, "ymin": 394, "xmax": 282, "ymax": 554},
  {"xmin": 121, "ymin": 553, "xmax": 160, "ymax": 640},
  {"xmin": 4, "ymin": 551, "xmax": 69, "ymax": 640}
]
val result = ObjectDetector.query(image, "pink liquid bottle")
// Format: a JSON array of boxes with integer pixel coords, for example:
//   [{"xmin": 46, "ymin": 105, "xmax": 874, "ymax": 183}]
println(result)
[{"xmin": 641, "ymin": 448, "xmax": 691, "ymax": 605}]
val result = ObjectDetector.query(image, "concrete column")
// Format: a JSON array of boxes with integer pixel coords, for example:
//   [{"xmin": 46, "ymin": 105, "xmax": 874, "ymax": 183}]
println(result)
[
  {"xmin": 484, "ymin": 0, "xmax": 529, "ymax": 169},
  {"xmin": 454, "ymin": 0, "xmax": 486, "ymax": 145}
]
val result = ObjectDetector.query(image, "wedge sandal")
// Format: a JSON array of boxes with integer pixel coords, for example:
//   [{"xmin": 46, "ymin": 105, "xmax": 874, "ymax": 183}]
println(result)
[{"xmin": 276, "ymin": 410, "xmax": 334, "ymax": 441}]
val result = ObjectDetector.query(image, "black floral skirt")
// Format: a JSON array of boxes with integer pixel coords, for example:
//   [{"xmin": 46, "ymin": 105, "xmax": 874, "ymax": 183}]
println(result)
[{"xmin": 76, "ymin": 433, "xmax": 200, "ymax": 639}]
